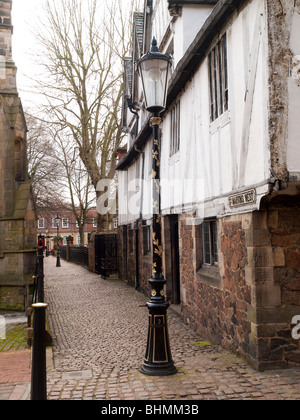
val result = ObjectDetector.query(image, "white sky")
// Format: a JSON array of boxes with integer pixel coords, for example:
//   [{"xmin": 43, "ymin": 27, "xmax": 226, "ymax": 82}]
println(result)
[
  {"xmin": 11, "ymin": 0, "xmax": 143, "ymax": 109},
  {"xmin": 12, "ymin": 0, "xmax": 45, "ymax": 107}
]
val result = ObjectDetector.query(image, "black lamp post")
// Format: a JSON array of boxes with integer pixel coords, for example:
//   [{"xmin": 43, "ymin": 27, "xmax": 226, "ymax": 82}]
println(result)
[
  {"xmin": 137, "ymin": 38, "xmax": 177, "ymax": 376},
  {"xmin": 45, "ymin": 229, "xmax": 49, "ymax": 257},
  {"xmin": 55, "ymin": 214, "xmax": 61, "ymax": 268}
]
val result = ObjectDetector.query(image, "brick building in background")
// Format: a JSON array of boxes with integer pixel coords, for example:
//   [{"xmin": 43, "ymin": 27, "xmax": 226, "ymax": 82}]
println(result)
[
  {"xmin": 37, "ymin": 208, "xmax": 115, "ymax": 248},
  {"xmin": 117, "ymin": 0, "xmax": 300, "ymax": 370},
  {"xmin": 0, "ymin": 0, "xmax": 36, "ymax": 311}
]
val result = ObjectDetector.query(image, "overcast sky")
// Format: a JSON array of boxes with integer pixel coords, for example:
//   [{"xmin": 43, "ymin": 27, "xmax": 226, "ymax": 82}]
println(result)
[
  {"xmin": 11, "ymin": 0, "xmax": 143, "ymax": 109},
  {"xmin": 11, "ymin": 0, "xmax": 46, "ymax": 108}
]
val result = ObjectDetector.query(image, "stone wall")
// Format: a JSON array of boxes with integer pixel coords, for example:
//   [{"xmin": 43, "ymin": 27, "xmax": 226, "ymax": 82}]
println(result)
[
  {"xmin": 178, "ymin": 197, "xmax": 300, "ymax": 371},
  {"xmin": 257, "ymin": 194, "xmax": 300, "ymax": 369},
  {"xmin": 178, "ymin": 214, "xmax": 252, "ymax": 356}
]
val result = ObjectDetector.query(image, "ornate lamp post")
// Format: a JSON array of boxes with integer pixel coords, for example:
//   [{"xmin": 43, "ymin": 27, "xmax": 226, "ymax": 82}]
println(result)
[
  {"xmin": 137, "ymin": 38, "xmax": 177, "ymax": 376},
  {"xmin": 54, "ymin": 214, "xmax": 61, "ymax": 268}
]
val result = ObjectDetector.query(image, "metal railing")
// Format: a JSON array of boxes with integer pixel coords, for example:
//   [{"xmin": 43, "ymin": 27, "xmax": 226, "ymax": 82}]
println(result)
[{"xmin": 60, "ymin": 245, "xmax": 89, "ymax": 268}]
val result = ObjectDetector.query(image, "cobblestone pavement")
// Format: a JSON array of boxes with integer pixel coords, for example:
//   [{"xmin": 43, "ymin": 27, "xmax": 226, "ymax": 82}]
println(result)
[{"xmin": 44, "ymin": 257, "xmax": 300, "ymax": 401}]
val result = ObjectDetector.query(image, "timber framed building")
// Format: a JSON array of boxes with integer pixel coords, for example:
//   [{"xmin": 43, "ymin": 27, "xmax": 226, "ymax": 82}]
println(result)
[{"xmin": 117, "ymin": 0, "xmax": 300, "ymax": 370}]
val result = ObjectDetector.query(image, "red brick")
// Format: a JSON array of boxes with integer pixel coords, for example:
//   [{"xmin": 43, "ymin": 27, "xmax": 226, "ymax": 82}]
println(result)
[{"xmin": 0, "ymin": 350, "xmax": 31, "ymax": 384}]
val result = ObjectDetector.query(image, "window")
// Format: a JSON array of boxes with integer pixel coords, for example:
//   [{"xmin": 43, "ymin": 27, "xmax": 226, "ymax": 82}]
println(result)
[
  {"xmin": 143, "ymin": 226, "xmax": 151, "ymax": 256},
  {"xmin": 93, "ymin": 218, "xmax": 98, "ymax": 228},
  {"xmin": 62, "ymin": 218, "xmax": 69, "ymax": 229},
  {"xmin": 209, "ymin": 34, "xmax": 228, "ymax": 121},
  {"xmin": 170, "ymin": 102, "xmax": 180, "ymax": 156},
  {"xmin": 203, "ymin": 220, "xmax": 219, "ymax": 266},
  {"xmin": 38, "ymin": 218, "xmax": 44, "ymax": 229},
  {"xmin": 14, "ymin": 137, "xmax": 25, "ymax": 182},
  {"xmin": 76, "ymin": 235, "xmax": 81, "ymax": 245}
]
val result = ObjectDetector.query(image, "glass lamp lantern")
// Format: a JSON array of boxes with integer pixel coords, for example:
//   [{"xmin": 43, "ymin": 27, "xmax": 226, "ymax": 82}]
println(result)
[{"xmin": 138, "ymin": 38, "xmax": 172, "ymax": 114}]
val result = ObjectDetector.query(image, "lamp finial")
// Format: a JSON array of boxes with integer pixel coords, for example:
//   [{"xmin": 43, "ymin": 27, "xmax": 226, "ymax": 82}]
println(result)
[{"xmin": 151, "ymin": 37, "xmax": 159, "ymax": 53}]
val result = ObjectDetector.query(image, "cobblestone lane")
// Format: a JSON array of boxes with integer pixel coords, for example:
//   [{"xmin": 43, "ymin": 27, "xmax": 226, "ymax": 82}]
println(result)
[{"xmin": 45, "ymin": 257, "xmax": 300, "ymax": 400}]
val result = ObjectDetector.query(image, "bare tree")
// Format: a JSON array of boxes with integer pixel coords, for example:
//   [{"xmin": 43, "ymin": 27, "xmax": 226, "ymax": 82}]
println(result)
[
  {"xmin": 51, "ymin": 129, "xmax": 95, "ymax": 244},
  {"xmin": 34, "ymin": 0, "xmax": 141, "ymax": 230},
  {"xmin": 26, "ymin": 112, "xmax": 66, "ymax": 211}
]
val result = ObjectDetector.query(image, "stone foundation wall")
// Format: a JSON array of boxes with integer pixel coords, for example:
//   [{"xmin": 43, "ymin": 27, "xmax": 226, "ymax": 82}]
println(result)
[
  {"xmin": 179, "ymin": 196, "xmax": 300, "ymax": 371},
  {"xmin": 257, "ymin": 195, "xmax": 300, "ymax": 369},
  {"xmin": 179, "ymin": 214, "xmax": 254, "ymax": 363},
  {"xmin": 118, "ymin": 195, "xmax": 300, "ymax": 370}
]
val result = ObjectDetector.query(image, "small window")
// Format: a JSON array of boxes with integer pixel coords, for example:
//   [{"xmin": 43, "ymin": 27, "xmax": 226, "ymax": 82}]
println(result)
[
  {"xmin": 93, "ymin": 218, "xmax": 98, "ymax": 228},
  {"xmin": 209, "ymin": 33, "xmax": 228, "ymax": 121},
  {"xmin": 62, "ymin": 218, "xmax": 69, "ymax": 229},
  {"xmin": 143, "ymin": 226, "xmax": 151, "ymax": 256},
  {"xmin": 170, "ymin": 102, "xmax": 180, "ymax": 156},
  {"xmin": 203, "ymin": 220, "xmax": 219, "ymax": 266},
  {"xmin": 38, "ymin": 218, "xmax": 45, "ymax": 229}
]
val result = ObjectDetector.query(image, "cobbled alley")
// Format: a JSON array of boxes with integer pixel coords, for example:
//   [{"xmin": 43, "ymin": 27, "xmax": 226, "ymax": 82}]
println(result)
[{"xmin": 43, "ymin": 257, "xmax": 300, "ymax": 401}]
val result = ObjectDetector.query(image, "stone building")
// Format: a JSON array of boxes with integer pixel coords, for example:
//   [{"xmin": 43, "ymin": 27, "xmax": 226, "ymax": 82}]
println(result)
[
  {"xmin": 0, "ymin": 0, "xmax": 36, "ymax": 311},
  {"xmin": 117, "ymin": 0, "xmax": 300, "ymax": 370}
]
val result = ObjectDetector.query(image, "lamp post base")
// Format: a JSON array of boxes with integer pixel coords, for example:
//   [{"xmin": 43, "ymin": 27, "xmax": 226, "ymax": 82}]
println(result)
[
  {"xmin": 141, "ymin": 362, "xmax": 177, "ymax": 376},
  {"xmin": 141, "ymin": 284, "xmax": 177, "ymax": 376}
]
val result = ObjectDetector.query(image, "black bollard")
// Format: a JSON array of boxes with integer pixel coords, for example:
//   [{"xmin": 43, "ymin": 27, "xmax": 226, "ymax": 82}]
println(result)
[
  {"xmin": 31, "ymin": 303, "xmax": 48, "ymax": 401},
  {"xmin": 56, "ymin": 246, "xmax": 61, "ymax": 268},
  {"xmin": 37, "ymin": 234, "xmax": 45, "ymax": 303}
]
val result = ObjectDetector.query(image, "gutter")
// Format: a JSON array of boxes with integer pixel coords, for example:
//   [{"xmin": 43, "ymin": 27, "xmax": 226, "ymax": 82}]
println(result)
[{"xmin": 117, "ymin": 0, "xmax": 244, "ymax": 171}]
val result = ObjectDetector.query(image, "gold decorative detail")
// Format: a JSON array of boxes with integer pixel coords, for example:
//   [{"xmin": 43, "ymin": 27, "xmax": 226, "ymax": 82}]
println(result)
[
  {"xmin": 152, "ymin": 262, "xmax": 157, "ymax": 274},
  {"xmin": 153, "ymin": 233, "xmax": 162, "ymax": 257},
  {"xmin": 151, "ymin": 289, "xmax": 157, "ymax": 297},
  {"xmin": 150, "ymin": 117, "xmax": 162, "ymax": 126},
  {"xmin": 152, "ymin": 150, "xmax": 160, "ymax": 167},
  {"xmin": 160, "ymin": 289, "xmax": 165, "ymax": 297}
]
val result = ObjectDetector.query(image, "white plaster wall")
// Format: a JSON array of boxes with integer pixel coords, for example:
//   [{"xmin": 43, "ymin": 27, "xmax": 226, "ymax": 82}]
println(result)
[
  {"xmin": 119, "ymin": 0, "xmax": 272, "ymax": 225},
  {"xmin": 173, "ymin": 5, "xmax": 214, "ymax": 68},
  {"xmin": 287, "ymin": 10, "xmax": 300, "ymax": 174}
]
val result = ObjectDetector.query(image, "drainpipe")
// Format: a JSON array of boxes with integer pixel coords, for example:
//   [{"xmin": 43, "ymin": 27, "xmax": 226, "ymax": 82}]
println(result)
[{"xmin": 127, "ymin": 101, "xmax": 145, "ymax": 290}]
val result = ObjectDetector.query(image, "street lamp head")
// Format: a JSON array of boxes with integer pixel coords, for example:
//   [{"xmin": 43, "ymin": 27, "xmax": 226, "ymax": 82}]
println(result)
[{"xmin": 138, "ymin": 37, "xmax": 172, "ymax": 115}]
